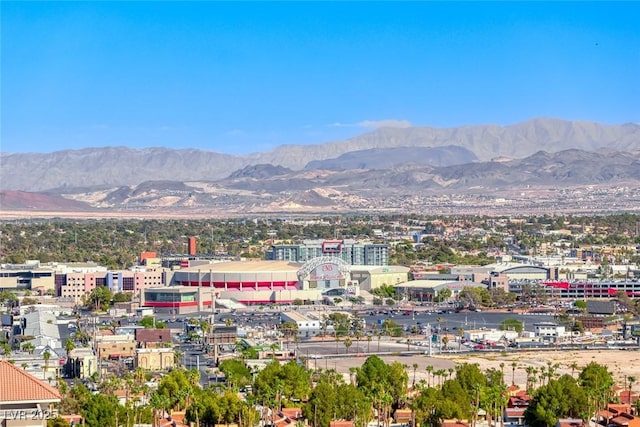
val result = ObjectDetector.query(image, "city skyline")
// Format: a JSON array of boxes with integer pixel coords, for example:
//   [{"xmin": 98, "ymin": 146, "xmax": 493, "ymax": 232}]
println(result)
[{"xmin": 2, "ymin": 1, "xmax": 639, "ymax": 154}]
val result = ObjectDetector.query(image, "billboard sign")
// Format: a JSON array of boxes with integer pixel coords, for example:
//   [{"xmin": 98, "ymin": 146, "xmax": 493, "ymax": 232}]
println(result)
[
  {"xmin": 322, "ymin": 240, "xmax": 343, "ymax": 254},
  {"xmin": 310, "ymin": 262, "xmax": 345, "ymax": 281}
]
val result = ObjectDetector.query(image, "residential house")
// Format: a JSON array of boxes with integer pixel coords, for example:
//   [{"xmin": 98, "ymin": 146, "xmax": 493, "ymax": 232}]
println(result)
[
  {"xmin": 503, "ymin": 390, "xmax": 531, "ymax": 426},
  {"xmin": 619, "ymin": 389, "xmax": 640, "ymax": 406},
  {"xmin": 0, "ymin": 360, "xmax": 61, "ymax": 427},
  {"xmin": 555, "ymin": 419, "xmax": 584, "ymax": 427},
  {"xmin": 597, "ymin": 404, "xmax": 639, "ymax": 427},
  {"xmin": 393, "ymin": 408, "xmax": 413, "ymax": 425}
]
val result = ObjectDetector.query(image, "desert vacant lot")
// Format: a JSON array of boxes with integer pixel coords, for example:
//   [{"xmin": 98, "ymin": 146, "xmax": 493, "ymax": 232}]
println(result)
[{"xmin": 322, "ymin": 349, "xmax": 639, "ymax": 388}]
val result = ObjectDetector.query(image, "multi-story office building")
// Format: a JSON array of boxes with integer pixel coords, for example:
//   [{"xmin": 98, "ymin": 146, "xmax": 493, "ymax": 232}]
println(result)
[
  {"xmin": 0, "ymin": 261, "xmax": 107, "ymax": 293},
  {"xmin": 266, "ymin": 239, "xmax": 389, "ymax": 266},
  {"xmin": 56, "ymin": 268, "xmax": 168, "ymax": 302}
]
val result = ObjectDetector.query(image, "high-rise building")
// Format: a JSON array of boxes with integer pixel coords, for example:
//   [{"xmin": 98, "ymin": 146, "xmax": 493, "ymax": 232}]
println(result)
[{"xmin": 265, "ymin": 239, "xmax": 389, "ymax": 266}]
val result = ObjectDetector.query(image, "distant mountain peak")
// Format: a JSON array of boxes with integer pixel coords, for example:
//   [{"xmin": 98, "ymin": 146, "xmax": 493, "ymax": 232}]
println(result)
[
  {"xmin": 1, "ymin": 118, "xmax": 639, "ymax": 192},
  {"xmin": 228, "ymin": 164, "xmax": 292, "ymax": 179}
]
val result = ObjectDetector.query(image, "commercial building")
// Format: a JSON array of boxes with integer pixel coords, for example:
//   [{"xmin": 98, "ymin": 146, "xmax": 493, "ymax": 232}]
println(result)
[
  {"xmin": 0, "ymin": 261, "xmax": 58, "ymax": 293},
  {"xmin": 57, "ymin": 268, "xmax": 168, "ymax": 302},
  {"xmin": 141, "ymin": 287, "xmax": 200, "ymax": 314},
  {"xmin": 483, "ymin": 262, "xmax": 551, "ymax": 281},
  {"xmin": 350, "ymin": 265, "xmax": 410, "ymax": 291},
  {"xmin": 95, "ymin": 334, "xmax": 136, "ymax": 360},
  {"xmin": 280, "ymin": 312, "xmax": 321, "ymax": 338},
  {"xmin": 166, "ymin": 258, "xmax": 357, "ymax": 306},
  {"xmin": 537, "ymin": 280, "xmax": 640, "ymax": 299},
  {"xmin": 394, "ymin": 280, "xmax": 486, "ymax": 302},
  {"xmin": 136, "ymin": 348, "xmax": 175, "ymax": 371},
  {"xmin": 534, "ymin": 322, "xmax": 566, "ymax": 339},
  {"xmin": 266, "ymin": 239, "xmax": 389, "ymax": 266}
]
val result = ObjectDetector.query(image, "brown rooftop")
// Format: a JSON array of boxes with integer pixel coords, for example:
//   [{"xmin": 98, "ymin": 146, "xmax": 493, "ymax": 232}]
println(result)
[{"xmin": 0, "ymin": 360, "xmax": 61, "ymax": 402}]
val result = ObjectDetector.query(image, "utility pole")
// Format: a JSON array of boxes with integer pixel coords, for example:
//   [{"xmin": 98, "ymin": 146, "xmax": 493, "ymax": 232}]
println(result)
[{"xmin": 210, "ymin": 291, "xmax": 217, "ymax": 366}]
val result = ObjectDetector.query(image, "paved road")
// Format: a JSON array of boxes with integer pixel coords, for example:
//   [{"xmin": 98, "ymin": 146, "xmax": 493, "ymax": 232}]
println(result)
[
  {"xmin": 359, "ymin": 311, "xmax": 555, "ymax": 332},
  {"xmin": 158, "ymin": 308, "xmax": 555, "ymax": 333}
]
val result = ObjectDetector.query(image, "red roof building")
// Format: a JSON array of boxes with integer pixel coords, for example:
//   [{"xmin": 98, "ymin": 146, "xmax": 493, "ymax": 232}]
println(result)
[{"xmin": 0, "ymin": 360, "xmax": 62, "ymax": 426}]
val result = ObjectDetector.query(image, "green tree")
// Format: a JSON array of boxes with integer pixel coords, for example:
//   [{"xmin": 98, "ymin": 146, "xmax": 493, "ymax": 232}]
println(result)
[
  {"xmin": 82, "ymin": 393, "xmax": 124, "ymax": 427},
  {"xmin": 64, "ymin": 338, "xmax": 75, "ymax": 356},
  {"xmin": 455, "ymin": 363, "xmax": 487, "ymax": 404},
  {"xmin": 334, "ymin": 383, "xmax": 371, "ymax": 427},
  {"xmin": 138, "ymin": 316, "xmax": 167, "ymax": 329},
  {"xmin": 524, "ymin": 375, "xmax": 588, "ymax": 427},
  {"xmin": 412, "ymin": 386, "xmax": 466, "ymax": 427},
  {"xmin": 112, "ymin": 292, "xmax": 133, "ymax": 303},
  {"xmin": 499, "ymin": 318, "xmax": 524, "ymax": 333},
  {"xmin": 47, "ymin": 417, "xmax": 70, "ymax": 427},
  {"xmin": 87, "ymin": 286, "xmax": 113, "ymax": 311},
  {"xmin": 43, "ymin": 350, "xmax": 51, "ymax": 375},
  {"xmin": 344, "ymin": 338, "xmax": 353, "ymax": 354},
  {"xmin": 578, "ymin": 362, "xmax": 614, "ymax": 418},
  {"xmin": 218, "ymin": 358, "xmax": 252, "ymax": 390},
  {"xmin": 381, "ymin": 318, "xmax": 403, "ymax": 337},
  {"xmin": 304, "ymin": 380, "xmax": 337, "ymax": 427}
]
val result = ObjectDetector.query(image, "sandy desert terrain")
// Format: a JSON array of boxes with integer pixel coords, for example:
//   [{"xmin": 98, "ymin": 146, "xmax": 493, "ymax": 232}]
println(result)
[{"xmin": 322, "ymin": 349, "xmax": 640, "ymax": 389}]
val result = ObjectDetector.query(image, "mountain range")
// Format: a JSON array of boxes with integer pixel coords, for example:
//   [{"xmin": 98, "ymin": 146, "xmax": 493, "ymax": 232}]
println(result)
[{"xmin": 2, "ymin": 118, "xmax": 640, "ymax": 214}]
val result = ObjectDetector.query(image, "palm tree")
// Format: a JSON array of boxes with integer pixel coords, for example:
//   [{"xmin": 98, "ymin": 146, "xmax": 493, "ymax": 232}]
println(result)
[
  {"xmin": 64, "ymin": 338, "xmax": 75, "ymax": 356},
  {"xmin": 344, "ymin": 338, "xmax": 352, "ymax": 354},
  {"xmin": 441, "ymin": 336, "xmax": 449, "ymax": 350},
  {"xmin": 269, "ymin": 343, "xmax": 279, "ymax": 359},
  {"xmin": 149, "ymin": 391, "xmax": 170, "ymax": 427},
  {"xmin": 426, "ymin": 365, "xmax": 434, "ymax": 388},
  {"xmin": 367, "ymin": 335, "xmax": 372, "ymax": 353},
  {"xmin": 174, "ymin": 349, "xmax": 183, "ymax": 366},
  {"xmin": 0, "ymin": 342, "xmax": 10, "ymax": 359},
  {"xmin": 21, "ymin": 342, "xmax": 35, "ymax": 354},
  {"xmin": 525, "ymin": 366, "xmax": 534, "ymax": 391},
  {"xmin": 412, "ymin": 363, "xmax": 418, "ymax": 386},
  {"xmin": 499, "ymin": 362, "xmax": 505, "ymax": 383},
  {"xmin": 569, "ymin": 361, "xmax": 579, "ymax": 378},
  {"xmin": 435, "ymin": 369, "xmax": 446, "ymax": 387},
  {"xmin": 511, "ymin": 362, "xmax": 518, "ymax": 386},
  {"xmin": 472, "ymin": 383, "xmax": 481, "ymax": 427},
  {"xmin": 627, "ymin": 375, "xmax": 637, "ymax": 405},
  {"xmin": 43, "ymin": 350, "xmax": 51, "ymax": 376}
]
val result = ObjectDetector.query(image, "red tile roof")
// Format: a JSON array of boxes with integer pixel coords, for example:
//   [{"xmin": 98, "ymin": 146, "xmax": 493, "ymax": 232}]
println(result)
[
  {"xmin": 281, "ymin": 408, "xmax": 303, "ymax": 420},
  {"xmin": 607, "ymin": 404, "xmax": 633, "ymax": 414},
  {"xmin": 0, "ymin": 361, "xmax": 61, "ymax": 402},
  {"xmin": 330, "ymin": 421, "xmax": 355, "ymax": 427},
  {"xmin": 619, "ymin": 390, "xmax": 639, "ymax": 405}
]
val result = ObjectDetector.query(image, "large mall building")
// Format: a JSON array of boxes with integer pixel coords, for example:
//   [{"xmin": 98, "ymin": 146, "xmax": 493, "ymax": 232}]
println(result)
[{"xmin": 143, "ymin": 256, "xmax": 409, "ymax": 313}]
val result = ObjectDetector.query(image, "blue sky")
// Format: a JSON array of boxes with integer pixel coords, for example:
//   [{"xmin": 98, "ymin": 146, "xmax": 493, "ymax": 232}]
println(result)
[{"xmin": 2, "ymin": 2, "xmax": 639, "ymax": 154}]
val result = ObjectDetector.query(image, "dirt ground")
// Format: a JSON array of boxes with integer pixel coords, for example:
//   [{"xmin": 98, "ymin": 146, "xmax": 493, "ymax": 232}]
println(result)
[{"xmin": 322, "ymin": 349, "xmax": 640, "ymax": 389}]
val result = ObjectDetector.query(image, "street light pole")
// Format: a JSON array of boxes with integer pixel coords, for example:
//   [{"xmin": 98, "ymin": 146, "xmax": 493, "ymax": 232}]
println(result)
[{"xmin": 210, "ymin": 291, "xmax": 217, "ymax": 365}]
